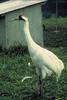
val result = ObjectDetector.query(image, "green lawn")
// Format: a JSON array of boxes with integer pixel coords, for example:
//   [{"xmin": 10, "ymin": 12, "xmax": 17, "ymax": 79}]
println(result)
[
  {"xmin": 0, "ymin": 47, "xmax": 67, "ymax": 100},
  {"xmin": 43, "ymin": 17, "xmax": 67, "ymax": 47},
  {"xmin": 43, "ymin": 17, "xmax": 67, "ymax": 31}
]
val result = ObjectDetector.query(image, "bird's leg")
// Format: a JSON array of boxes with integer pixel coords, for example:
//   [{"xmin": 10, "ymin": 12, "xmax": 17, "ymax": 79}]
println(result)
[
  {"xmin": 36, "ymin": 68, "xmax": 42, "ymax": 99},
  {"xmin": 38, "ymin": 68, "xmax": 46, "ymax": 100},
  {"xmin": 56, "ymin": 76, "xmax": 60, "ymax": 99},
  {"xmin": 56, "ymin": 81, "xmax": 60, "ymax": 99},
  {"xmin": 38, "ymin": 69, "xmax": 43, "ymax": 100}
]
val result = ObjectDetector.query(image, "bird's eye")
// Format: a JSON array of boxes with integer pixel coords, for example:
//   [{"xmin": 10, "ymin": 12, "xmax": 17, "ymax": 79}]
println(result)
[{"xmin": 19, "ymin": 16, "xmax": 22, "ymax": 20}]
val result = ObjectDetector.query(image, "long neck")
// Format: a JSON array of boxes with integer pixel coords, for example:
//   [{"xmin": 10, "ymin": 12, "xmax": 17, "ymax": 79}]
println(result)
[{"xmin": 23, "ymin": 20, "xmax": 35, "ymax": 46}]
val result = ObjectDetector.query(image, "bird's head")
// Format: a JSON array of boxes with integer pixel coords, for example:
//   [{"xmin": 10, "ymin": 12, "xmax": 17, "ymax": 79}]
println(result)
[{"xmin": 14, "ymin": 15, "xmax": 28, "ymax": 22}]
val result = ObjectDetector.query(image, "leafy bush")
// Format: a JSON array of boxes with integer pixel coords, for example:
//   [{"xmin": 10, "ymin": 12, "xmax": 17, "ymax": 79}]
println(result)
[
  {"xmin": 43, "ymin": 31, "xmax": 67, "ymax": 47},
  {"xmin": 43, "ymin": 17, "xmax": 67, "ymax": 31},
  {"xmin": 43, "ymin": 17, "xmax": 67, "ymax": 47},
  {"xmin": 0, "ymin": 45, "xmax": 28, "ymax": 56}
]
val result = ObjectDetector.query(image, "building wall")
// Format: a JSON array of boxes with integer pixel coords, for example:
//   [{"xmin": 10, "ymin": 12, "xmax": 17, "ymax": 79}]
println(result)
[
  {"xmin": 5, "ymin": 4, "xmax": 43, "ymax": 48},
  {"xmin": 0, "ymin": 16, "xmax": 6, "ymax": 48}
]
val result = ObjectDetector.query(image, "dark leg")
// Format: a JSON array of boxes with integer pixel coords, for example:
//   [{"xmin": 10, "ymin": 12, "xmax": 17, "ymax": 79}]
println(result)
[
  {"xmin": 36, "ymin": 68, "xmax": 44, "ymax": 100},
  {"xmin": 38, "ymin": 74, "xmax": 43, "ymax": 100},
  {"xmin": 56, "ymin": 76, "xmax": 60, "ymax": 99}
]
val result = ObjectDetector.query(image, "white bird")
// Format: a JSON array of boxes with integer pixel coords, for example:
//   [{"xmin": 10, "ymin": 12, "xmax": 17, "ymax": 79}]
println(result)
[{"xmin": 14, "ymin": 15, "xmax": 64, "ymax": 81}]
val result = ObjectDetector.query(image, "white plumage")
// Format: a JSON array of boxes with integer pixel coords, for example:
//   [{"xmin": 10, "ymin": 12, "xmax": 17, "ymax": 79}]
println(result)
[{"xmin": 15, "ymin": 15, "xmax": 64, "ymax": 81}]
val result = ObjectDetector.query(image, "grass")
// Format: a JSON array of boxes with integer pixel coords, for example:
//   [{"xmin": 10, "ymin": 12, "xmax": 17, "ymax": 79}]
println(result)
[
  {"xmin": 43, "ymin": 17, "xmax": 67, "ymax": 31},
  {"xmin": 0, "ymin": 47, "xmax": 67, "ymax": 100},
  {"xmin": 43, "ymin": 17, "xmax": 67, "ymax": 47}
]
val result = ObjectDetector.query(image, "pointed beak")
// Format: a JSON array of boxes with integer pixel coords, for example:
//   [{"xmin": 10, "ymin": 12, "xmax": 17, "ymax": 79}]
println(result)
[
  {"xmin": 14, "ymin": 16, "xmax": 19, "ymax": 20},
  {"xmin": 10, "ymin": 16, "xmax": 19, "ymax": 22},
  {"xmin": 10, "ymin": 15, "xmax": 24, "ymax": 22}
]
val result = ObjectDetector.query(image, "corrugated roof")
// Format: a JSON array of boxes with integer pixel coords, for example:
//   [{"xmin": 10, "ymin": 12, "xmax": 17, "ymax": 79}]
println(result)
[{"xmin": 0, "ymin": 0, "xmax": 47, "ymax": 15}]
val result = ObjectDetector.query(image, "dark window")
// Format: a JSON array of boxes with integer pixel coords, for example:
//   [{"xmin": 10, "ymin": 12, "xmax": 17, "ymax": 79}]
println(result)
[
  {"xmin": 0, "ymin": 15, "xmax": 5, "ymax": 19},
  {"xmin": 0, "ymin": 0, "xmax": 9, "ymax": 3}
]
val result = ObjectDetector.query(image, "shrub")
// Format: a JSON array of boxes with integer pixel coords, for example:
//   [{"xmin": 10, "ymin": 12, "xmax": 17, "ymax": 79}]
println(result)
[{"xmin": 43, "ymin": 17, "xmax": 67, "ymax": 47}]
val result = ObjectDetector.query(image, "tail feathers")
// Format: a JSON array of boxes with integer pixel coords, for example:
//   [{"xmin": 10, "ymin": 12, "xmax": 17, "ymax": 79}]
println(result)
[
  {"xmin": 56, "ymin": 60, "xmax": 64, "ymax": 81},
  {"xmin": 21, "ymin": 76, "xmax": 32, "ymax": 83},
  {"xmin": 59, "ymin": 60, "xmax": 64, "ymax": 71}
]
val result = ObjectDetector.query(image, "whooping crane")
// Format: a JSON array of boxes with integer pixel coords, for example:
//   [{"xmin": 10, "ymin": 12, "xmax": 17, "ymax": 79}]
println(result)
[
  {"xmin": 14, "ymin": 15, "xmax": 64, "ymax": 99},
  {"xmin": 14, "ymin": 15, "xmax": 64, "ymax": 81}
]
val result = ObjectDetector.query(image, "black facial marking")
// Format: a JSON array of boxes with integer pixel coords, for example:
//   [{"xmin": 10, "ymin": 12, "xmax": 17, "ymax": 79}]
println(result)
[
  {"xmin": 19, "ymin": 16, "xmax": 23, "ymax": 20},
  {"xmin": 18, "ymin": 15, "xmax": 25, "ymax": 21}
]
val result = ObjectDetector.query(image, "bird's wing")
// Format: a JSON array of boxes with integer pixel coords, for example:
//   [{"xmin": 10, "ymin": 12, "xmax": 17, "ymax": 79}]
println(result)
[{"xmin": 29, "ymin": 43, "xmax": 64, "ymax": 75}]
